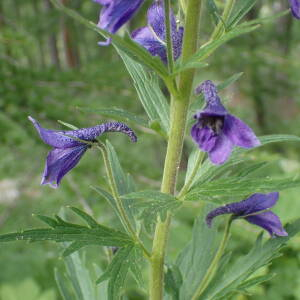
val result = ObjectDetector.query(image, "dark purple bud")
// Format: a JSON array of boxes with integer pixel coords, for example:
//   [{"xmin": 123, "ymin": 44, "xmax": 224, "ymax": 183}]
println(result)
[
  {"xmin": 289, "ymin": 0, "xmax": 300, "ymax": 19},
  {"xmin": 206, "ymin": 192, "xmax": 288, "ymax": 237},
  {"xmin": 132, "ymin": 2, "xmax": 184, "ymax": 63},
  {"xmin": 94, "ymin": 0, "xmax": 145, "ymax": 44},
  {"xmin": 29, "ymin": 116, "xmax": 137, "ymax": 188},
  {"xmin": 191, "ymin": 80, "xmax": 260, "ymax": 165}
]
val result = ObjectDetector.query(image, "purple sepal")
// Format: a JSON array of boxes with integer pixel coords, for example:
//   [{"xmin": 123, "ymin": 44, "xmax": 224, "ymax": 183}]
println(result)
[
  {"xmin": 29, "ymin": 116, "xmax": 137, "ymax": 188},
  {"xmin": 132, "ymin": 2, "xmax": 183, "ymax": 63},
  {"xmin": 289, "ymin": 0, "xmax": 300, "ymax": 19},
  {"xmin": 94, "ymin": 0, "xmax": 144, "ymax": 44},
  {"xmin": 206, "ymin": 192, "xmax": 288, "ymax": 237},
  {"xmin": 191, "ymin": 80, "xmax": 260, "ymax": 165}
]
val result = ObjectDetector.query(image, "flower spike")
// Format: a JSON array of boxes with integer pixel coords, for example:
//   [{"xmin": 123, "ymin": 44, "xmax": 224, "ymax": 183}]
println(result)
[
  {"xmin": 29, "ymin": 116, "xmax": 137, "ymax": 188},
  {"xmin": 191, "ymin": 80, "xmax": 260, "ymax": 165},
  {"xmin": 206, "ymin": 192, "xmax": 288, "ymax": 237}
]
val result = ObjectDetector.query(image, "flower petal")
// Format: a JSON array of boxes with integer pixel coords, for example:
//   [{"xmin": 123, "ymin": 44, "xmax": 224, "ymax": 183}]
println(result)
[
  {"xmin": 289, "ymin": 0, "xmax": 300, "ymax": 19},
  {"xmin": 42, "ymin": 145, "xmax": 88, "ymax": 188},
  {"xmin": 209, "ymin": 134, "xmax": 233, "ymax": 165},
  {"xmin": 29, "ymin": 117, "xmax": 137, "ymax": 148},
  {"xmin": 132, "ymin": 26, "xmax": 167, "ymax": 62},
  {"xmin": 195, "ymin": 80, "xmax": 227, "ymax": 116},
  {"xmin": 224, "ymin": 114, "xmax": 260, "ymax": 148},
  {"xmin": 97, "ymin": 0, "xmax": 144, "ymax": 34},
  {"xmin": 191, "ymin": 123, "xmax": 218, "ymax": 152},
  {"xmin": 240, "ymin": 192, "xmax": 279, "ymax": 216},
  {"xmin": 245, "ymin": 211, "xmax": 288, "ymax": 237}
]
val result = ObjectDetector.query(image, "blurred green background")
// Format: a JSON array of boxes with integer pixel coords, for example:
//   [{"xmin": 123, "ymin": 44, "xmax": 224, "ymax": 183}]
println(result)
[{"xmin": 0, "ymin": 0, "xmax": 299, "ymax": 299}]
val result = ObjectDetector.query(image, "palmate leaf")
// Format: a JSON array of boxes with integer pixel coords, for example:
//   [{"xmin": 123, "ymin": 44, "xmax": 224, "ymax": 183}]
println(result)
[
  {"xmin": 50, "ymin": 0, "xmax": 168, "ymax": 78},
  {"xmin": 0, "ymin": 207, "xmax": 133, "ymax": 255},
  {"xmin": 165, "ymin": 264, "xmax": 183, "ymax": 300},
  {"xmin": 121, "ymin": 190, "xmax": 181, "ymax": 233},
  {"xmin": 185, "ymin": 176, "xmax": 300, "ymax": 202},
  {"xmin": 116, "ymin": 49, "xmax": 170, "ymax": 135},
  {"xmin": 96, "ymin": 244, "xmax": 144, "ymax": 300},
  {"xmin": 200, "ymin": 219, "xmax": 300, "ymax": 300}
]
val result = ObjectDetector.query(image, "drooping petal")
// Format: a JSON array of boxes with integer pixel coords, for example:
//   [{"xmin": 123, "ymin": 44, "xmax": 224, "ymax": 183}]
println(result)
[
  {"xmin": 245, "ymin": 211, "xmax": 288, "ymax": 237},
  {"xmin": 29, "ymin": 117, "xmax": 137, "ymax": 148},
  {"xmin": 289, "ymin": 0, "xmax": 300, "ymax": 19},
  {"xmin": 240, "ymin": 192, "xmax": 279, "ymax": 216},
  {"xmin": 96, "ymin": 0, "xmax": 144, "ymax": 34},
  {"xmin": 224, "ymin": 114, "xmax": 260, "ymax": 148},
  {"xmin": 191, "ymin": 123, "xmax": 218, "ymax": 152},
  {"xmin": 209, "ymin": 134, "xmax": 234, "ymax": 165},
  {"xmin": 41, "ymin": 145, "xmax": 88, "ymax": 188},
  {"xmin": 195, "ymin": 80, "xmax": 227, "ymax": 116}
]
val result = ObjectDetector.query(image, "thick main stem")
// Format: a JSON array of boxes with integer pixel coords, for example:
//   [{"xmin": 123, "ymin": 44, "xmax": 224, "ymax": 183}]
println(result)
[{"xmin": 150, "ymin": 1, "xmax": 202, "ymax": 299}]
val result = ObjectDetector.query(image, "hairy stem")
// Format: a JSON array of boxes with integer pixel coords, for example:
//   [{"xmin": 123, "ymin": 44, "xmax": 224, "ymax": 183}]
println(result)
[
  {"xmin": 210, "ymin": 0, "xmax": 236, "ymax": 41},
  {"xmin": 191, "ymin": 216, "xmax": 233, "ymax": 300},
  {"xmin": 97, "ymin": 144, "xmax": 151, "ymax": 259},
  {"xmin": 150, "ymin": 1, "xmax": 202, "ymax": 299}
]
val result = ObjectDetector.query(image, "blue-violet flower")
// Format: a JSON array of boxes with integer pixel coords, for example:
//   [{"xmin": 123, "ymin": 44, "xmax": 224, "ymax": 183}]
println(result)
[
  {"xmin": 29, "ymin": 116, "xmax": 137, "ymax": 188},
  {"xmin": 132, "ymin": 2, "xmax": 184, "ymax": 63},
  {"xmin": 191, "ymin": 80, "xmax": 260, "ymax": 165},
  {"xmin": 289, "ymin": 0, "xmax": 300, "ymax": 19},
  {"xmin": 206, "ymin": 192, "xmax": 288, "ymax": 237},
  {"xmin": 94, "ymin": 0, "xmax": 144, "ymax": 45}
]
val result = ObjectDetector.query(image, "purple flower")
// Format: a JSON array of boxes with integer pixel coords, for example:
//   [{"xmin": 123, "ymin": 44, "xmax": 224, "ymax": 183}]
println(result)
[
  {"xmin": 29, "ymin": 116, "xmax": 137, "ymax": 188},
  {"xmin": 206, "ymin": 192, "xmax": 288, "ymax": 237},
  {"xmin": 191, "ymin": 80, "xmax": 260, "ymax": 165},
  {"xmin": 132, "ymin": 2, "xmax": 184, "ymax": 63},
  {"xmin": 289, "ymin": 0, "xmax": 300, "ymax": 19},
  {"xmin": 94, "ymin": 0, "xmax": 144, "ymax": 45}
]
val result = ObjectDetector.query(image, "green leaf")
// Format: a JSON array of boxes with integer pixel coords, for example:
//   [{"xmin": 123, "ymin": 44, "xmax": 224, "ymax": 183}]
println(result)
[
  {"xmin": 185, "ymin": 176, "xmax": 300, "ymax": 202},
  {"xmin": 50, "ymin": 0, "xmax": 168, "ymax": 78},
  {"xmin": 105, "ymin": 140, "xmax": 137, "ymax": 227},
  {"xmin": 191, "ymin": 134, "xmax": 300, "ymax": 189},
  {"xmin": 121, "ymin": 190, "xmax": 181, "ymax": 232},
  {"xmin": 227, "ymin": 0, "xmax": 258, "ymax": 28},
  {"xmin": 201, "ymin": 219, "xmax": 300, "ymax": 300},
  {"xmin": 96, "ymin": 244, "xmax": 144, "ymax": 300},
  {"xmin": 116, "ymin": 49, "xmax": 170, "ymax": 134},
  {"xmin": 57, "ymin": 120, "xmax": 79, "ymax": 130},
  {"xmin": 206, "ymin": 0, "xmax": 221, "ymax": 25},
  {"xmin": 55, "ymin": 269, "xmax": 74, "ymax": 300},
  {"xmin": 63, "ymin": 251, "xmax": 97, "ymax": 300},
  {"xmin": 0, "ymin": 211, "xmax": 133, "ymax": 252},
  {"xmin": 179, "ymin": 24, "xmax": 259, "ymax": 71},
  {"xmin": 165, "ymin": 264, "xmax": 183, "ymax": 300},
  {"xmin": 77, "ymin": 107, "xmax": 148, "ymax": 128},
  {"xmin": 175, "ymin": 204, "xmax": 221, "ymax": 300}
]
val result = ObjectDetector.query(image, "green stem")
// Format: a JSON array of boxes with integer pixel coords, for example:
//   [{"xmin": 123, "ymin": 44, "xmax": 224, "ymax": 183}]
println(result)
[
  {"xmin": 96, "ymin": 143, "xmax": 151, "ymax": 259},
  {"xmin": 164, "ymin": 0, "xmax": 174, "ymax": 73},
  {"xmin": 177, "ymin": 151, "xmax": 205, "ymax": 199},
  {"xmin": 150, "ymin": 1, "xmax": 202, "ymax": 299},
  {"xmin": 210, "ymin": 0, "xmax": 236, "ymax": 41},
  {"xmin": 191, "ymin": 216, "xmax": 233, "ymax": 300}
]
